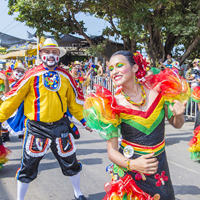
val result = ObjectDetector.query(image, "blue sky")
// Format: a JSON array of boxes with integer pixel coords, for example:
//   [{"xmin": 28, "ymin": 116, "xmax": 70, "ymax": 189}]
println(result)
[{"xmin": 0, "ymin": 0, "xmax": 114, "ymax": 41}]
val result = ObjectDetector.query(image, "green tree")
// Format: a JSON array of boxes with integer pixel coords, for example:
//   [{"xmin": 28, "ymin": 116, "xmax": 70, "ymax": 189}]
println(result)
[
  {"xmin": 7, "ymin": 0, "xmax": 200, "ymax": 65},
  {"xmin": 89, "ymin": 0, "xmax": 200, "ymax": 65}
]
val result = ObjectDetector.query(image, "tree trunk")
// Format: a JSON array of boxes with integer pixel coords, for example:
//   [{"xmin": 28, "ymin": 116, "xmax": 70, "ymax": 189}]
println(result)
[
  {"xmin": 146, "ymin": 21, "xmax": 163, "ymax": 67},
  {"xmin": 131, "ymin": 39, "xmax": 136, "ymax": 53},
  {"xmin": 164, "ymin": 33, "xmax": 179, "ymax": 60},
  {"xmin": 179, "ymin": 36, "xmax": 200, "ymax": 65}
]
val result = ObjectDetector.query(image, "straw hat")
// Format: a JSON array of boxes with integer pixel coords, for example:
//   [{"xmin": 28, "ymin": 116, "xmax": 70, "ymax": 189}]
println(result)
[
  {"xmin": 74, "ymin": 61, "xmax": 80, "ymax": 65},
  {"xmin": 192, "ymin": 59, "xmax": 200, "ymax": 64},
  {"xmin": 63, "ymin": 65, "xmax": 70, "ymax": 70},
  {"xmin": 14, "ymin": 62, "xmax": 27, "ymax": 71},
  {"xmin": 40, "ymin": 38, "xmax": 66, "ymax": 58}
]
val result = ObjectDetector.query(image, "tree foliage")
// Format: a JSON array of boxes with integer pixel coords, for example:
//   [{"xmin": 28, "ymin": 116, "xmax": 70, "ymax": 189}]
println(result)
[{"xmin": 7, "ymin": 0, "xmax": 200, "ymax": 65}]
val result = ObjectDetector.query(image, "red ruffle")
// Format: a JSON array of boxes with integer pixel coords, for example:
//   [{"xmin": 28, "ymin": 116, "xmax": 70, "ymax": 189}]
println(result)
[
  {"xmin": 192, "ymin": 86, "xmax": 200, "ymax": 101},
  {"xmin": 0, "ymin": 144, "xmax": 11, "ymax": 163},
  {"xmin": 144, "ymin": 68, "xmax": 188, "ymax": 97},
  {"xmin": 103, "ymin": 174, "xmax": 160, "ymax": 200},
  {"xmin": 188, "ymin": 125, "xmax": 200, "ymax": 147}
]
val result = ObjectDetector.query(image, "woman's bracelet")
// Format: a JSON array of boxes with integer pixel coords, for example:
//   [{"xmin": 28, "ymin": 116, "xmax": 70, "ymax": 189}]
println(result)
[{"xmin": 126, "ymin": 160, "xmax": 131, "ymax": 171}]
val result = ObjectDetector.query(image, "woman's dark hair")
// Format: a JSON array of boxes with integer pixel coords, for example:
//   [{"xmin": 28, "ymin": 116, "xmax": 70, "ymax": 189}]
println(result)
[{"xmin": 110, "ymin": 50, "xmax": 136, "ymax": 66}]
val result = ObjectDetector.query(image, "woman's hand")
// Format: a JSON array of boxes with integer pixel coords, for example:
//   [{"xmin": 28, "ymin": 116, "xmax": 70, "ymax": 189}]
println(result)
[
  {"xmin": 167, "ymin": 100, "xmax": 187, "ymax": 128},
  {"xmin": 169, "ymin": 100, "xmax": 187, "ymax": 116},
  {"xmin": 130, "ymin": 152, "xmax": 158, "ymax": 174}
]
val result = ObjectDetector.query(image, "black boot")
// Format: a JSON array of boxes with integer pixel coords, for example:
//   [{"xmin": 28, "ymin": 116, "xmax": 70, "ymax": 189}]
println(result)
[{"xmin": 2, "ymin": 131, "xmax": 10, "ymax": 143}]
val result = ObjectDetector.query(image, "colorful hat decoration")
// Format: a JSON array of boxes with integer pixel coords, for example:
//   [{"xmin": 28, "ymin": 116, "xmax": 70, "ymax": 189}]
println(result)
[
  {"xmin": 40, "ymin": 38, "xmax": 66, "ymax": 58},
  {"xmin": 171, "ymin": 61, "xmax": 180, "ymax": 69},
  {"xmin": 193, "ymin": 59, "xmax": 200, "ymax": 64}
]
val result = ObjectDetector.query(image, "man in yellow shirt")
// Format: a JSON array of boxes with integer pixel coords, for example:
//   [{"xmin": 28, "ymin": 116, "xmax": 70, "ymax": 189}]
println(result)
[{"xmin": 0, "ymin": 38, "xmax": 91, "ymax": 200}]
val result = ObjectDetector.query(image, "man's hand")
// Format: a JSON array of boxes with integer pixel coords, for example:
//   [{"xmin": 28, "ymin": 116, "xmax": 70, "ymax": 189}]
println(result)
[
  {"xmin": 0, "ymin": 73, "xmax": 8, "ymax": 81},
  {"xmin": 85, "ymin": 126, "xmax": 93, "ymax": 132}
]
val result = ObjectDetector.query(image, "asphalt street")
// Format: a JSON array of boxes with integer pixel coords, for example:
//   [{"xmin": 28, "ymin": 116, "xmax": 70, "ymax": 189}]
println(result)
[{"xmin": 0, "ymin": 120, "xmax": 200, "ymax": 200}]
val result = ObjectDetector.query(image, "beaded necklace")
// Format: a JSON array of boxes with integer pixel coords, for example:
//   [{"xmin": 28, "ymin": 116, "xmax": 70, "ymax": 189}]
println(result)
[{"xmin": 121, "ymin": 83, "xmax": 146, "ymax": 107}]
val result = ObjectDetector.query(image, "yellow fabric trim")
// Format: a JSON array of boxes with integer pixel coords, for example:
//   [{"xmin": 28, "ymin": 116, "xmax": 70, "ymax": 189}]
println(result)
[
  {"xmin": 121, "ymin": 140, "xmax": 165, "ymax": 154},
  {"xmin": 0, "ymin": 73, "xmax": 84, "ymax": 123},
  {"xmin": 43, "ymin": 43, "xmax": 58, "ymax": 47},
  {"xmin": 120, "ymin": 97, "xmax": 165, "ymax": 129}
]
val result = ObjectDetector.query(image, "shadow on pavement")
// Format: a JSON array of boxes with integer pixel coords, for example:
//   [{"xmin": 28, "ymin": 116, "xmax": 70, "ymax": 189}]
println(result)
[
  {"xmin": 174, "ymin": 185, "xmax": 200, "ymax": 195},
  {"xmin": 78, "ymin": 158, "xmax": 103, "ymax": 165},
  {"xmin": 77, "ymin": 148, "xmax": 107, "ymax": 155},
  {"xmin": 165, "ymin": 136, "xmax": 192, "ymax": 146},
  {"xmin": 87, "ymin": 192, "xmax": 106, "ymax": 200},
  {"xmin": 75, "ymin": 139, "xmax": 105, "ymax": 145},
  {"xmin": 0, "ymin": 163, "xmax": 20, "ymax": 178},
  {"xmin": 43, "ymin": 148, "xmax": 107, "ymax": 161},
  {"xmin": 166, "ymin": 132, "xmax": 192, "ymax": 137},
  {"xmin": 6, "ymin": 145, "xmax": 23, "ymax": 150}
]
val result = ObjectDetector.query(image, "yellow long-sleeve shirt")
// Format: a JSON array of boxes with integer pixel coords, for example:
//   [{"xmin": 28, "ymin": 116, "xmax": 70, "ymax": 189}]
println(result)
[{"xmin": 0, "ymin": 65, "xmax": 86, "ymax": 124}]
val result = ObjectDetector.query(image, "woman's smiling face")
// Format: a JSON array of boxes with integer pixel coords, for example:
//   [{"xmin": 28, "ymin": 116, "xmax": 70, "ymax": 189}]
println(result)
[{"xmin": 109, "ymin": 54, "xmax": 136, "ymax": 86}]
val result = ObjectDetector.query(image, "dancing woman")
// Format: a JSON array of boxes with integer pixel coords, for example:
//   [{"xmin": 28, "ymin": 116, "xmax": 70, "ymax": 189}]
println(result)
[
  {"xmin": 84, "ymin": 51, "xmax": 189, "ymax": 199},
  {"xmin": 188, "ymin": 86, "xmax": 200, "ymax": 160}
]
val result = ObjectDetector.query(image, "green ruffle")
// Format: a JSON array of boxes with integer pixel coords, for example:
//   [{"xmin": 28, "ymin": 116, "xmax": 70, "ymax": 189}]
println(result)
[
  {"xmin": 165, "ymin": 101, "xmax": 174, "ymax": 119},
  {"xmin": 113, "ymin": 163, "xmax": 128, "ymax": 177},
  {"xmin": 190, "ymin": 152, "xmax": 200, "ymax": 160},
  {"xmin": 0, "ymin": 84, "xmax": 5, "ymax": 92},
  {"xmin": 151, "ymin": 67, "xmax": 161, "ymax": 75},
  {"xmin": 83, "ymin": 106, "xmax": 120, "ymax": 140}
]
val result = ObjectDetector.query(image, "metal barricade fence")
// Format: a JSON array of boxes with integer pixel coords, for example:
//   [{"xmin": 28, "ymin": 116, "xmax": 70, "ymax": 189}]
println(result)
[
  {"xmin": 87, "ymin": 76, "xmax": 115, "ymax": 95},
  {"xmin": 87, "ymin": 77, "xmax": 197, "ymax": 121},
  {"xmin": 185, "ymin": 80, "xmax": 197, "ymax": 121}
]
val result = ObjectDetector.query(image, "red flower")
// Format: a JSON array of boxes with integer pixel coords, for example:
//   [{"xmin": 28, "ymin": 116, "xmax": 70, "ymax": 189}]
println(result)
[
  {"xmin": 79, "ymin": 77, "xmax": 84, "ymax": 83},
  {"xmin": 133, "ymin": 52, "xmax": 149, "ymax": 79},
  {"xmin": 188, "ymin": 137, "xmax": 197, "ymax": 147},
  {"xmin": 133, "ymin": 170, "xmax": 150, "ymax": 181},
  {"xmin": 154, "ymin": 171, "xmax": 168, "ymax": 187}
]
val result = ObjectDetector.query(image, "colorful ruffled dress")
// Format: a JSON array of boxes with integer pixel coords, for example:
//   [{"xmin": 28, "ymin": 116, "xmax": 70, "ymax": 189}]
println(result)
[
  {"xmin": 84, "ymin": 69, "xmax": 190, "ymax": 200},
  {"xmin": 0, "ymin": 98, "xmax": 11, "ymax": 170},
  {"xmin": 188, "ymin": 86, "xmax": 200, "ymax": 160},
  {"xmin": 0, "ymin": 69, "xmax": 14, "ymax": 169}
]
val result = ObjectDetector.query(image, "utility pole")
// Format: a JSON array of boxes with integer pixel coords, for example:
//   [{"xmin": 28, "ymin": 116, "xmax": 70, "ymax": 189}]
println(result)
[{"xmin": 36, "ymin": 35, "xmax": 40, "ymax": 65}]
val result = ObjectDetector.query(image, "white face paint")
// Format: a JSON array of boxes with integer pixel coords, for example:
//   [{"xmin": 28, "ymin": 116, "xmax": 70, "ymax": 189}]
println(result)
[
  {"xmin": 41, "ymin": 53, "xmax": 59, "ymax": 68},
  {"xmin": 13, "ymin": 70, "xmax": 24, "ymax": 80}
]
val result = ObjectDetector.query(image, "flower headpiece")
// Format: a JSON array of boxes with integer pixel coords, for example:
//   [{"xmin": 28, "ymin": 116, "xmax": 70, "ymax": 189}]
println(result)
[{"xmin": 133, "ymin": 52, "xmax": 148, "ymax": 79}]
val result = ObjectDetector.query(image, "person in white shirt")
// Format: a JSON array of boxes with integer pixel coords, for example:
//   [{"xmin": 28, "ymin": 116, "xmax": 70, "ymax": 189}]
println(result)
[
  {"xmin": 163, "ymin": 53, "xmax": 176, "ymax": 66},
  {"xmin": 188, "ymin": 59, "xmax": 200, "ymax": 89},
  {"xmin": 88, "ymin": 56, "xmax": 94, "ymax": 64}
]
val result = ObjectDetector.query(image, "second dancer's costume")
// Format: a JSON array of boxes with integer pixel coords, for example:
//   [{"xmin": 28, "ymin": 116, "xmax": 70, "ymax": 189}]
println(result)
[
  {"xmin": 84, "ymin": 68, "xmax": 190, "ymax": 199},
  {"xmin": 188, "ymin": 86, "xmax": 200, "ymax": 160}
]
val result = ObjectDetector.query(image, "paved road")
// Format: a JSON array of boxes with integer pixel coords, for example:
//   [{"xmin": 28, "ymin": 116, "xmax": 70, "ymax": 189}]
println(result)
[{"xmin": 0, "ymin": 120, "xmax": 200, "ymax": 200}]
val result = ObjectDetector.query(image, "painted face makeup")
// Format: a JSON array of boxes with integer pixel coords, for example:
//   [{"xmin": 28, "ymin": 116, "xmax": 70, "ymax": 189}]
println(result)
[
  {"xmin": 13, "ymin": 70, "xmax": 24, "ymax": 80},
  {"xmin": 109, "ymin": 55, "xmax": 134, "ymax": 86},
  {"xmin": 41, "ymin": 53, "xmax": 59, "ymax": 68},
  {"xmin": 117, "ymin": 63, "xmax": 125, "ymax": 68}
]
